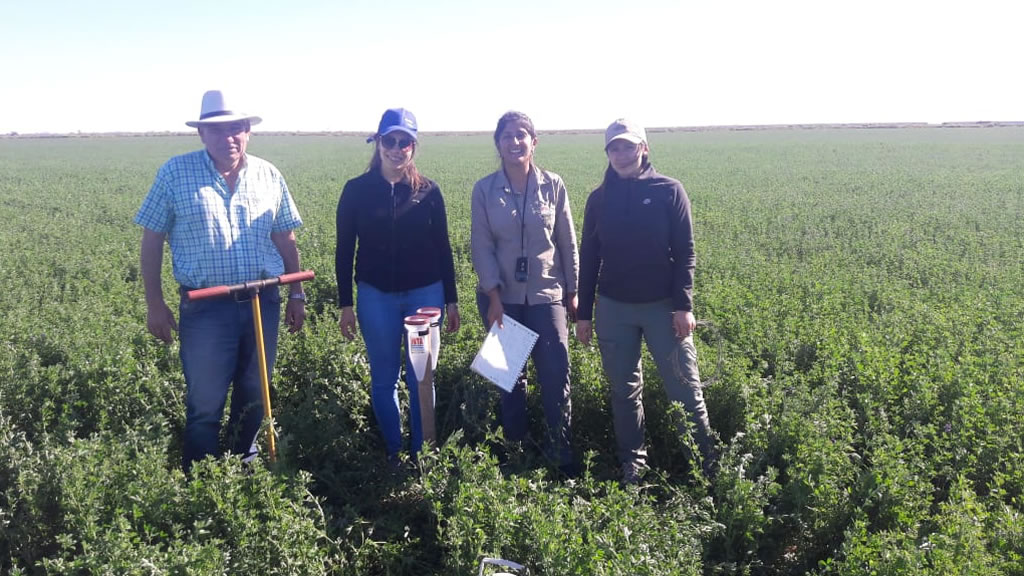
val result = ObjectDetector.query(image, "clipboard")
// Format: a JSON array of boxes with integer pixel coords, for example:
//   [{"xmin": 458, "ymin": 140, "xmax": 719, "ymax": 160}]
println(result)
[{"xmin": 470, "ymin": 314, "xmax": 539, "ymax": 392}]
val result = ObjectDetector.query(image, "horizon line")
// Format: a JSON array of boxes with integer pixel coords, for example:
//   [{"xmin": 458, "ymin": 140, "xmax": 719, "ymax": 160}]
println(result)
[{"xmin": 3, "ymin": 120, "xmax": 1023, "ymax": 139}]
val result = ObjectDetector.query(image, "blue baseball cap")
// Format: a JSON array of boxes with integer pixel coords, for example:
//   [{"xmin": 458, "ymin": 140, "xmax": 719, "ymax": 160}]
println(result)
[{"xmin": 368, "ymin": 108, "xmax": 418, "ymax": 143}]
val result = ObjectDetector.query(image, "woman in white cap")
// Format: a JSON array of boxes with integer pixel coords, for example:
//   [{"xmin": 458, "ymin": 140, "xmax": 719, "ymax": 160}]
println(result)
[
  {"xmin": 470, "ymin": 111, "xmax": 579, "ymax": 476},
  {"xmin": 336, "ymin": 108, "xmax": 460, "ymax": 463},
  {"xmin": 576, "ymin": 119, "xmax": 717, "ymax": 483}
]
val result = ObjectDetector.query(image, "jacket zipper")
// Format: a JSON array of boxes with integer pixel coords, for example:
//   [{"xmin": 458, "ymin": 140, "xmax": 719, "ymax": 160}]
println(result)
[{"xmin": 390, "ymin": 182, "xmax": 397, "ymax": 291}]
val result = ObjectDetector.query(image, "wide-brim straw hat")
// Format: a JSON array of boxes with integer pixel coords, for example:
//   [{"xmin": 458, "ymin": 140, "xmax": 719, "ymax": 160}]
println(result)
[{"xmin": 185, "ymin": 90, "xmax": 262, "ymax": 127}]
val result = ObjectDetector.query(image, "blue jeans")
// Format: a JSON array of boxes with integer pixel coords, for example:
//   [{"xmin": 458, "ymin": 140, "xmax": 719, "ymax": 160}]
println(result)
[
  {"xmin": 357, "ymin": 281, "xmax": 445, "ymax": 457},
  {"xmin": 476, "ymin": 292, "xmax": 573, "ymax": 467},
  {"xmin": 179, "ymin": 286, "xmax": 281, "ymax": 471}
]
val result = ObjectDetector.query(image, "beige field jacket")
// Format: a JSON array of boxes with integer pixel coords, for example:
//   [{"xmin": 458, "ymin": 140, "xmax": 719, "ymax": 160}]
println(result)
[{"xmin": 471, "ymin": 166, "xmax": 579, "ymax": 305}]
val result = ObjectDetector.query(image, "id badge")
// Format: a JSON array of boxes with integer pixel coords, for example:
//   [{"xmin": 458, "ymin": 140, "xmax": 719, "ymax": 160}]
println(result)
[{"xmin": 514, "ymin": 257, "xmax": 529, "ymax": 282}]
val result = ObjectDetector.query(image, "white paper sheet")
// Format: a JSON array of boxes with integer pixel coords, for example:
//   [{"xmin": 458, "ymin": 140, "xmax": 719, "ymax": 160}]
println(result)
[{"xmin": 470, "ymin": 314, "xmax": 539, "ymax": 392}]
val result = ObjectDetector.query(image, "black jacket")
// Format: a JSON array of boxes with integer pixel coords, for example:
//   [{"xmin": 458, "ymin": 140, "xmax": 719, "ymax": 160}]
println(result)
[
  {"xmin": 578, "ymin": 163, "xmax": 695, "ymax": 320},
  {"xmin": 335, "ymin": 170, "xmax": 458, "ymax": 307}
]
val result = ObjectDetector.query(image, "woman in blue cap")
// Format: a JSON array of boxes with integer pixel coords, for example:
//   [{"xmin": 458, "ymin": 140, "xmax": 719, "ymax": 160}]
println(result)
[{"xmin": 336, "ymin": 108, "xmax": 460, "ymax": 463}]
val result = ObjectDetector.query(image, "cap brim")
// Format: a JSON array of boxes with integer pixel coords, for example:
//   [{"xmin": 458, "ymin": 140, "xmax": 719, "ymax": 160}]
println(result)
[
  {"xmin": 378, "ymin": 126, "xmax": 417, "ymax": 140},
  {"xmin": 605, "ymin": 133, "xmax": 645, "ymax": 147},
  {"xmin": 186, "ymin": 114, "xmax": 262, "ymax": 128}
]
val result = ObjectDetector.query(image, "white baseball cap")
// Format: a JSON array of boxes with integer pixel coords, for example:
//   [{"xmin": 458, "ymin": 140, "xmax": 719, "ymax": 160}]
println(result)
[{"xmin": 604, "ymin": 118, "xmax": 647, "ymax": 148}]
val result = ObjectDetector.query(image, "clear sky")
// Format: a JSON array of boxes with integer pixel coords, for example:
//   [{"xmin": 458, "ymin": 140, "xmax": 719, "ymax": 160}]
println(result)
[{"xmin": 1, "ymin": 0, "xmax": 1019, "ymax": 134}]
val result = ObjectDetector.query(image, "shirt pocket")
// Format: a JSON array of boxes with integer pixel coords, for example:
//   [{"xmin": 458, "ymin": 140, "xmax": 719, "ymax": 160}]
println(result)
[
  {"xmin": 490, "ymin": 193, "xmax": 524, "ymax": 242},
  {"xmin": 183, "ymin": 186, "xmax": 230, "ymax": 244},
  {"xmin": 533, "ymin": 200, "xmax": 556, "ymax": 231},
  {"xmin": 238, "ymin": 186, "xmax": 276, "ymax": 236}
]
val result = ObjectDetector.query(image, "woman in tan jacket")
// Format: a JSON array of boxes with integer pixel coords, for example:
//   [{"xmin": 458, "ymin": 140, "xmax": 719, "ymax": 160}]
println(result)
[{"xmin": 470, "ymin": 111, "xmax": 580, "ymax": 476}]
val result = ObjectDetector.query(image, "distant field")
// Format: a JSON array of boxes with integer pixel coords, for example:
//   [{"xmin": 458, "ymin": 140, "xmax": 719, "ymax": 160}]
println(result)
[{"xmin": 1, "ymin": 128, "xmax": 1021, "ymax": 574}]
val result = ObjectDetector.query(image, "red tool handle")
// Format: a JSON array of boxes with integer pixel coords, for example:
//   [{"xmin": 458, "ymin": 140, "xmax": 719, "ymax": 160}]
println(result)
[
  {"xmin": 278, "ymin": 270, "xmax": 315, "ymax": 285},
  {"xmin": 187, "ymin": 270, "xmax": 316, "ymax": 301},
  {"xmin": 186, "ymin": 285, "xmax": 232, "ymax": 300}
]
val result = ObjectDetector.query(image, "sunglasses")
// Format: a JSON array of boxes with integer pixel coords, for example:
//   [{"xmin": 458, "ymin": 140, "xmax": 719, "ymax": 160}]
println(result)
[
  {"xmin": 203, "ymin": 121, "xmax": 248, "ymax": 136},
  {"xmin": 380, "ymin": 135, "xmax": 414, "ymax": 150}
]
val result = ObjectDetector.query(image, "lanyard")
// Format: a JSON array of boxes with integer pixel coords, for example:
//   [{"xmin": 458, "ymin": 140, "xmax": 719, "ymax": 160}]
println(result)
[{"xmin": 501, "ymin": 167, "xmax": 529, "ymax": 257}]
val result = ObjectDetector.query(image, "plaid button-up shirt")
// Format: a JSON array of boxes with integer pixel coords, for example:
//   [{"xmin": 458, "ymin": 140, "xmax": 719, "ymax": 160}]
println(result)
[{"xmin": 135, "ymin": 150, "xmax": 302, "ymax": 288}]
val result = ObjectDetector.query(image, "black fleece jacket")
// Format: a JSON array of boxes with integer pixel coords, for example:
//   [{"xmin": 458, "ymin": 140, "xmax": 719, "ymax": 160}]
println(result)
[
  {"xmin": 335, "ymin": 170, "xmax": 458, "ymax": 308},
  {"xmin": 577, "ymin": 163, "xmax": 695, "ymax": 320}
]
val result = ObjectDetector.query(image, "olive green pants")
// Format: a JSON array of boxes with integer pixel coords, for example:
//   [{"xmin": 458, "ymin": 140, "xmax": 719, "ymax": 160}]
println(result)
[{"xmin": 596, "ymin": 296, "xmax": 715, "ymax": 473}]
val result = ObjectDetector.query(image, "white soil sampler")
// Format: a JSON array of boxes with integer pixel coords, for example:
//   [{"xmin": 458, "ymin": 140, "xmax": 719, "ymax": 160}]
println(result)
[
  {"xmin": 404, "ymin": 314, "xmax": 436, "ymax": 446},
  {"xmin": 478, "ymin": 557, "xmax": 529, "ymax": 576}
]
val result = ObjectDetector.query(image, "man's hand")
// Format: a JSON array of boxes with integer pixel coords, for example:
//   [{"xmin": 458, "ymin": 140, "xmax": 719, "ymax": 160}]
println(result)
[
  {"xmin": 339, "ymin": 307, "xmax": 357, "ymax": 341},
  {"xmin": 271, "ymin": 230, "xmax": 305, "ymax": 334},
  {"xmin": 140, "ymin": 229, "xmax": 174, "ymax": 343},
  {"xmin": 147, "ymin": 300, "xmax": 178, "ymax": 343},
  {"xmin": 673, "ymin": 310, "xmax": 696, "ymax": 339},
  {"xmin": 576, "ymin": 319, "xmax": 593, "ymax": 346},
  {"xmin": 445, "ymin": 303, "xmax": 461, "ymax": 333},
  {"xmin": 285, "ymin": 298, "xmax": 306, "ymax": 333}
]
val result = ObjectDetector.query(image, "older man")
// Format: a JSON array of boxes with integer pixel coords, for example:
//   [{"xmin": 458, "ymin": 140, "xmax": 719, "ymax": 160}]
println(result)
[{"xmin": 135, "ymin": 90, "xmax": 306, "ymax": 471}]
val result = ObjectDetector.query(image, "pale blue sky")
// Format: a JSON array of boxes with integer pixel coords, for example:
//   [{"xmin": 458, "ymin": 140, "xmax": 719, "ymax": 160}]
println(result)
[{"xmin": 1, "ymin": 0, "xmax": 1019, "ymax": 133}]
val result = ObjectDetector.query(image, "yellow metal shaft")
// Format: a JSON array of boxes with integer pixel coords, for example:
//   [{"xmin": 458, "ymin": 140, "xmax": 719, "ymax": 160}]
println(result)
[{"xmin": 250, "ymin": 293, "xmax": 277, "ymax": 463}]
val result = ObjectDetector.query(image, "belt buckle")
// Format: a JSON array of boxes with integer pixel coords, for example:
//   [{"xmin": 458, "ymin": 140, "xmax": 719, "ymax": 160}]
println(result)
[{"xmin": 233, "ymin": 289, "xmax": 254, "ymax": 303}]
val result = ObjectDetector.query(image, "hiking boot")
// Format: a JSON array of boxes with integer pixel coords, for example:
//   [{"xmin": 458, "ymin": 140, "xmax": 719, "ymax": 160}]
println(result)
[
  {"xmin": 701, "ymin": 449, "xmax": 721, "ymax": 480},
  {"xmin": 558, "ymin": 461, "xmax": 581, "ymax": 479},
  {"xmin": 386, "ymin": 453, "xmax": 409, "ymax": 479},
  {"xmin": 621, "ymin": 463, "xmax": 646, "ymax": 486}
]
